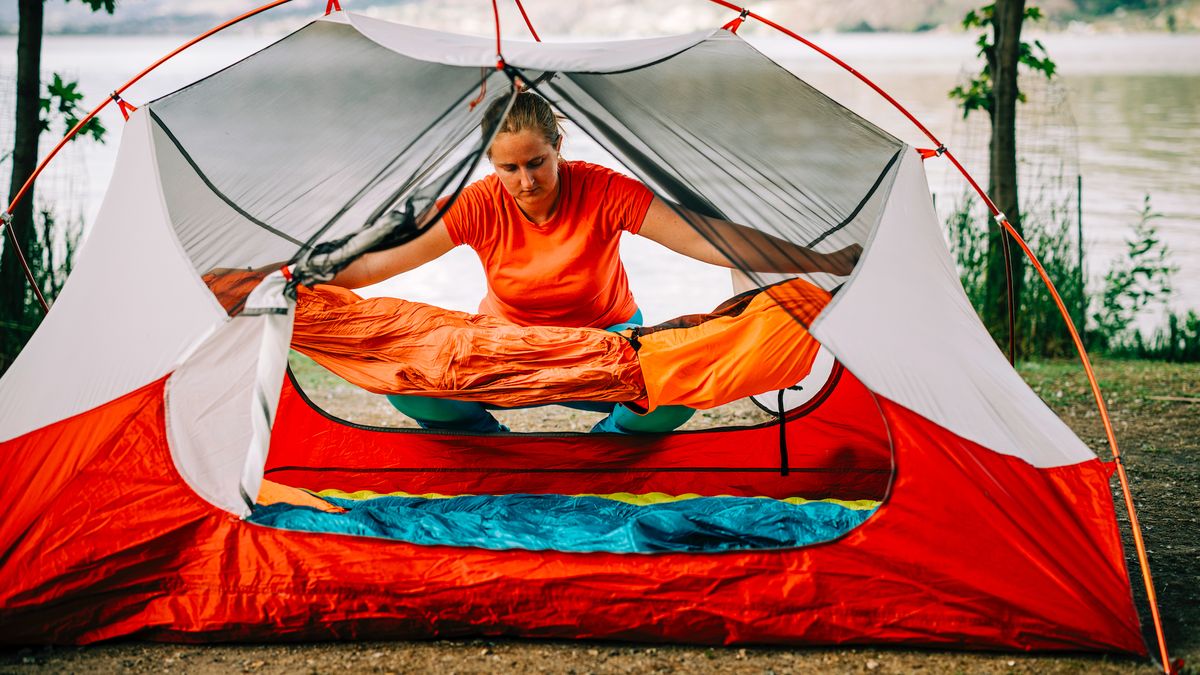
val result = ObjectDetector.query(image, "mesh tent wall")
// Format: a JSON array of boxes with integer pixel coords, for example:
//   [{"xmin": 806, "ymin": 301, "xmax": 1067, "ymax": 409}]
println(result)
[{"xmin": 0, "ymin": 13, "xmax": 1144, "ymax": 653}]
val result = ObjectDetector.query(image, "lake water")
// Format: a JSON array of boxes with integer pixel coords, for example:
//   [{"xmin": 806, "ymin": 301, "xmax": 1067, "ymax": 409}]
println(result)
[{"xmin": 2, "ymin": 28, "xmax": 1197, "ymax": 326}]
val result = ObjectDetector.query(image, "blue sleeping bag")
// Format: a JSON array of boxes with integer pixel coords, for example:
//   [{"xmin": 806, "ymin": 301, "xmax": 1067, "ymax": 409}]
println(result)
[{"xmin": 250, "ymin": 493, "xmax": 876, "ymax": 553}]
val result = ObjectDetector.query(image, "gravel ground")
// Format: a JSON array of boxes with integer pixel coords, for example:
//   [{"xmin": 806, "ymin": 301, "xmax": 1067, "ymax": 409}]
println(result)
[{"xmin": 2, "ymin": 357, "xmax": 1195, "ymax": 675}]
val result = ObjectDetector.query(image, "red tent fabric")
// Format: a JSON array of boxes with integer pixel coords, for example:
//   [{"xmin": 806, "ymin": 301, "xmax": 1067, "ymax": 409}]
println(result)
[{"xmin": 0, "ymin": 371, "xmax": 1141, "ymax": 652}]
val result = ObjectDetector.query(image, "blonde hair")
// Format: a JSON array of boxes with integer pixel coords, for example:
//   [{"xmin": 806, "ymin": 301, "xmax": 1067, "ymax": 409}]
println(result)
[{"xmin": 482, "ymin": 91, "xmax": 563, "ymax": 156}]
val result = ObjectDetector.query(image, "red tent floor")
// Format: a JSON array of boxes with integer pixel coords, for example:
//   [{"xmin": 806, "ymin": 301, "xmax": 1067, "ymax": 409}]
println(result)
[{"xmin": 0, "ymin": 374, "xmax": 1144, "ymax": 653}]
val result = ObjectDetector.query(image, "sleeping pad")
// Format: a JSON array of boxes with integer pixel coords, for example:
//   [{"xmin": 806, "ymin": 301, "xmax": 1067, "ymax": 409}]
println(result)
[{"xmin": 251, "ymin": 483, "xmax": 877, "ymax": 553}]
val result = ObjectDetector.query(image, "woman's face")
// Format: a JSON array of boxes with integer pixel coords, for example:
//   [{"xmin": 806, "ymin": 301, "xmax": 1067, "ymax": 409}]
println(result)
[{"xmin": 489, "ymin": 129, "xmax": 561, "ymax": 217}]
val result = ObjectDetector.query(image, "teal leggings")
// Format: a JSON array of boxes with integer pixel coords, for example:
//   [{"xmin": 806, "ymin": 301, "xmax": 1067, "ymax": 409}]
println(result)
[{"xmin": 386, "ymin": 309, "xmax": 695, "ymax": 434}]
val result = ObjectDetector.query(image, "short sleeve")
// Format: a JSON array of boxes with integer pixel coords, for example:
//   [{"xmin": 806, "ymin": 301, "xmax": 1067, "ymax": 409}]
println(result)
[
  {"xmin": 599, "ymin": 166, "xmax": 655, "ymax": 235},
  {"xmin": 439, "ymin": 179, "xmax": 491, "ymax": 248}
]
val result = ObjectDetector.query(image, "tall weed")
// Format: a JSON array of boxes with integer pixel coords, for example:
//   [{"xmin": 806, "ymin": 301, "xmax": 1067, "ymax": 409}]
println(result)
[
  {"xmin": 1090, "ymin": 196, "xmax": 1198, "ymax": 361},
  {"xmin": 1088, "ymin": 196, "xmax": 1175, "ymax": 352},
  {"xmin": 0, "ymin": 205, "xmax": 82, "ymax": 369},
  {"xmin": 943, "ymin": 192, "xmax": 1197, "ymax": 361}
]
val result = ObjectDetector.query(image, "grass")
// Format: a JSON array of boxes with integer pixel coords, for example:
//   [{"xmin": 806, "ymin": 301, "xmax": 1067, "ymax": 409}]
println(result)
[{"xmin": 1019, "ymin": 358, "xmax": 1199, "ymax": 673}]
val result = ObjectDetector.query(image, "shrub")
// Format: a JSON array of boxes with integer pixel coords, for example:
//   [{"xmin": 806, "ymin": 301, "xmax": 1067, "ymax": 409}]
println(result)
[{"xmin": 943, "ymin": 193, "xmax": 1196, "ymax": 361}]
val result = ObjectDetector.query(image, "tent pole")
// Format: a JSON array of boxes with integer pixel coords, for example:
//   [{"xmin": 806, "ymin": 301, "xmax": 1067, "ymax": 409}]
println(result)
[
  {"xmin": 1002, "ymin": 229, "xmax": 1017, "ymax": 364},
  {"xmin": 0, "ymin": 213, "xmax": 49, "ymax": 312},
  {"xmin": 513, "ymin": 0, "xmax": 542, "ymax": 42},
  {"xmin": 2, "ymin": 0, "xmax": 298, "ymax": 316},
  {"xmin": 491, "ymin": 0, "xmax": 504, "ymax": 68},
  {"xmin": 705, "ymin": 3, "xmax": 1174, "ymax": 670},
  {"xmin": 1077, "ymin": 174, "xmax": 1086, "ymax": 334},
  {"xmin": 996, "ymin": 216, "xmax": 1173, "ymax": 674}
]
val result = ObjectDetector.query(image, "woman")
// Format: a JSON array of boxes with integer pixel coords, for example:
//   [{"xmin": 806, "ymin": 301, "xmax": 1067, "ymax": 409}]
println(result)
[{"xmin": 331, "ymin": 92, "xmax": 859, "ymax": 434}]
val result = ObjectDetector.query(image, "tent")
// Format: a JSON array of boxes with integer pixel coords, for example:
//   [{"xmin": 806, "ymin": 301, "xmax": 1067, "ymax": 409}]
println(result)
[{"xmin": 0, "ymin": 8, "xmax": 1159, "ymax": 657}]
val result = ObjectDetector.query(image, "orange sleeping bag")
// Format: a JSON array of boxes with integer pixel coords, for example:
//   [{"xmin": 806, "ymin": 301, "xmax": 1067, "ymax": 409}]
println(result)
[
  {"xmin": 291, "ymin": 285, "xmax": 646, "ymax": 407},
  {"xmin": 289, "ymin": 279, "xmax": 830, "ymax": 412},
  {"xmin": 635, "ymin": 279, "xmax": 830, "ymax": 410}
]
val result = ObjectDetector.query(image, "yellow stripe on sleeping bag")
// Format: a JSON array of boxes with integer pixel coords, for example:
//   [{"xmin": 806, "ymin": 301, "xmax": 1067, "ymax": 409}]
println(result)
[{"xmin": 314, "ymin": 489, "xmax": 879, "ymax": 511}]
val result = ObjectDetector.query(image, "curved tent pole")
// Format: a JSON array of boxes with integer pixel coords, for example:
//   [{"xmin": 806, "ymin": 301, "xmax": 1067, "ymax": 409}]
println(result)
[
  {"xmin": 513, "ymin": 0, "xmax": 542, "ymax": 42},
  {"xmin": 490, "ymin": 0, "xmax": 542, "ymax": 73},
  {"xmin": 999, "ymin": 215, "xmax": 1173, "ymax": 672},
  {"xmin": 705, "ymin": 3, "xmax": 1173, "ymax": 670},
  {"xmin": 490, "ymin": 0, "xmax": 505, "ymax": 68},
  {"xmin": 1, "ymin": 0, "xmax": 299, "ymax": 315},
  {"xmin": 0, "ymin": 213, "xmax": 49, "ymax": 313}
]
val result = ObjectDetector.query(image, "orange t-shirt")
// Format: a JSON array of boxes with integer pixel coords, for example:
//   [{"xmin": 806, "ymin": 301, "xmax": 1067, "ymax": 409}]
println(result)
[{"xmin": 442, "ymin": 161, "xmax": 654, "ymax": 328}]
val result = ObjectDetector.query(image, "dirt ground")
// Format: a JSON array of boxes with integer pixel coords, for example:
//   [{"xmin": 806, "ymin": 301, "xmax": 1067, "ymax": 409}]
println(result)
[{"xmin": 2, "ymin": 357, "xmax": 1196, "ymax": 674}]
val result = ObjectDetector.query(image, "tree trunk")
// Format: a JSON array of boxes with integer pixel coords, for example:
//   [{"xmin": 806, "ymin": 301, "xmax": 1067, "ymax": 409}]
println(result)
[
  {"xmin": 985, "ymin": 0, "xmax": 1025, "ymax": 358},
  {"xmin": 2, "ymin": 0, "xmax": 44, "ymax": 360}
]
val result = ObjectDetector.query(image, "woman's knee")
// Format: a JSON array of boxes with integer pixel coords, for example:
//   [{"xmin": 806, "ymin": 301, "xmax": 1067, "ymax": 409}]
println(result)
[{"xmin": 597, "ymin": 404, "xmax": 695, "ymax": 434}]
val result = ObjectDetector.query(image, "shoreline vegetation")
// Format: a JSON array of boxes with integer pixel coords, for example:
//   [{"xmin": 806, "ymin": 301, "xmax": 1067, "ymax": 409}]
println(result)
[
  {"xmin": 946, "ymin": 190, "xmax": 1200, "ymax": 362},
  {"xmin": 2, "ymin": 0, "xmax": 1199, "ymax": 36}
]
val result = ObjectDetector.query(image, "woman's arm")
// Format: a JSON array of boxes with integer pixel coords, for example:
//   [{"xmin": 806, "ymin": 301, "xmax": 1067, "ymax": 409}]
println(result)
[
  {"xmin": 636, "ymin": 197, "xmax": 861, "ymax": 276},
  {"xmin": 327, "ymin": 220, "xmax": 456, "ymax": 289}
]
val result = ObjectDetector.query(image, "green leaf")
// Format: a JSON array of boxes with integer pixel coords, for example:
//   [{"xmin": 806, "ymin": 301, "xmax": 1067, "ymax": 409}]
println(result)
[
  {"xmin": 64, "ymin": 0, "xmax": 117, "ymax": 14},
  {"xmin": 39, "ymin": 72, "xmax": 107, "ymax": 145},
  {"xmin": 950, "ymin": 4, "xmax": 1057, "ymax": 118}
]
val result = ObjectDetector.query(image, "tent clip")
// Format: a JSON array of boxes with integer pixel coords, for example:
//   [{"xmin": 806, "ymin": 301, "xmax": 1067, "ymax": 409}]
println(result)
[
  {"xmin": 993, "ymin": 212, "xmax": 1009, "ymax": 225},
  {"xmin": 917, "ymin": 144, "xmax": 946, "ymax": 160},
  {"xmin": 0, "ymin": 211, "xmax": 11, "ymax": 225},
  {"xmin": 722, "ymin": 8, "xmax": 751, "ymax": 33},
  {"xmin": 111, "ymin": 92, "xmax": 139, "ymax": 121}
]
